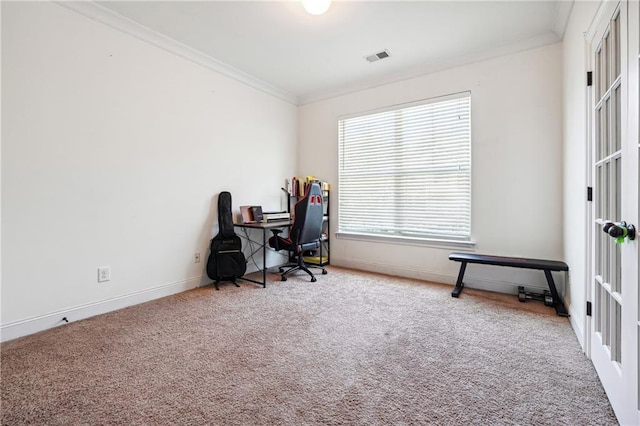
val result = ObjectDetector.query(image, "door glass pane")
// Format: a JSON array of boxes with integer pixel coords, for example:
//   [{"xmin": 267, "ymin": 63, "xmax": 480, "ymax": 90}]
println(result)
[
  {"xmin": 614, "ymin": 239, "xmax": 621, "ymax": 292},
  {"xmin": 608, "ymin": 235, "xmax": 616, "ymax": 286},
  {"xmin": 613, "ymin": 300, "xmax": 622, "ymax": 362},
  {"xmin": 597, "ymin": 46, "xmax": 603, "ymax": 99},
  {"xmin": 597, "ymin": 165, "xmax": 604, "ymax": 219},
  {"xmin": 602, "ymin": 162, "xmax": 610, "ymax": 283},
  {"xmin": 597, "ymin": 105, "xmax": 604, "ymax": 160},
  {"xmin": 597, "ymin": 223, "xmax": 603, "ymax": 277},
  {"xmin": 613, "ymin": 157, "xmax": 622, "ymax": 293},
  {"xmin": 596, "ymin": 281, "xmax": 602, "ymax": 333},
  {"xmin": 614, "ymin": 157, "xmax": 621, "ymax": 221},
  {"xmin": 604, "ymin": 291, "xmax": 611, "ymax": 347},
  {"xmin": 605, "ymin": 30, "xmax": 611, "ymax": 88},
  {"xmin": 614, "ymin": 85, "xmax": 621, "ymax": 152},
  {"xmin": 605, "ymin": 161, "xmax": 611, "ymax": 220},
  {"xmin": 603, "ymin": 44, "xmax": 608, "ymax": 99},
  {"xmin": 613, "ymin": 13, "xmax": 621, "ymax": 79},
  {"xmin": 605, "ymin": 239, "xmax": 612, "ymax": 287},
  {"xmin": 601, "ymin": 103, "xmax": 606, "ymax": 160},
  {"xmin": 605, "ymin": 97, "xmax": 611, "ymax": 156}
]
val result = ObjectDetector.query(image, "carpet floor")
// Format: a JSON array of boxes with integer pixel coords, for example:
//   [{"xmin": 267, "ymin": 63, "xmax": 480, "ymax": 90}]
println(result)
[{"xmin": 1, "ymin": 266, "xmax": 617, "ymax": 425}]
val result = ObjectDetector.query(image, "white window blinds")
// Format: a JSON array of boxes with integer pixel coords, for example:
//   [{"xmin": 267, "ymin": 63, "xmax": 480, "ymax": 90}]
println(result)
[{"xmin": 338, "ymin": 92, "xmax": 471, "ymax": 241}]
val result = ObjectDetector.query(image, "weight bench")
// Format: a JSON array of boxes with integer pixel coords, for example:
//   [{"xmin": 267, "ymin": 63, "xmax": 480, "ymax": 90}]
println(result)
[{"xmin": 449, "ymin": 252, "xmax": 569, "ymax": 317}]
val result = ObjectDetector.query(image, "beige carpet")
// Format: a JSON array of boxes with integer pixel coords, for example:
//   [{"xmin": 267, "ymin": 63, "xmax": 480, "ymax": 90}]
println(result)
[{"xmin": 1, "ymin": 266, "xmax": 617, "ymax": 425}]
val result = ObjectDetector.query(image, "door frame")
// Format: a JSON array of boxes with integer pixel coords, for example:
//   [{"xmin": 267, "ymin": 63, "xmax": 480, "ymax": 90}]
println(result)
[{"xmin": 584, "ymin": 1, "xmax": 640, "ymax": 423}]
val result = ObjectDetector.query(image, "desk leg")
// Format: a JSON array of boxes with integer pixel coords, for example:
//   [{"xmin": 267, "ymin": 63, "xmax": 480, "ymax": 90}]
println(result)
[
  {"xmin": 451, "ymin": 262, "xmax": 466, "ymax": 298},
  {"xmin": 234, "ymin": 226, "xmax": 268, "ymax": 288},
  {"xmin": 262, "ymin": 228, "xmax": 267, "ymax": 288},
  {"xmin": 544, "ymin": 269, "xmax": 569, "ymax": 317}
]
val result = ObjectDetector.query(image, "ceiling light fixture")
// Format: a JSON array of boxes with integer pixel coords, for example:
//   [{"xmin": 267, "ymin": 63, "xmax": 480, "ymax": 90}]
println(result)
[{"xmin": 302, "ymin": 0, "xmax": 331, "ymax": 15}]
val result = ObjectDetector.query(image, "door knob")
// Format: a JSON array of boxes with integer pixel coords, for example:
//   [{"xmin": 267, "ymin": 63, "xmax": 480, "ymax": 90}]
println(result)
[{"xmin": 602, "ymin": 221, "xmax": 636, "ymax": 242}]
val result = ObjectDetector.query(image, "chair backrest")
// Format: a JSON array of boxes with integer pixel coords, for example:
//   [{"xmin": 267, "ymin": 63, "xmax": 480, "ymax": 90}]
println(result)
[{"xmin": 290, "ymin": 182, "xmax": 324, "ymax": 246}]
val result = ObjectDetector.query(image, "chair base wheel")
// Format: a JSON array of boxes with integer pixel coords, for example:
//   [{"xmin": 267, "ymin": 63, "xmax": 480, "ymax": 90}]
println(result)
[
  {"xmin": 322, "ymin": 269, "xmax": 327, "ymax": 275},
  {"xmin": 281, "ymin": 276, "xmax": 287, "ymax": 281},
  {"xmin": 311, "ymin": 276, "xmax": 317, "ymax": 282}
]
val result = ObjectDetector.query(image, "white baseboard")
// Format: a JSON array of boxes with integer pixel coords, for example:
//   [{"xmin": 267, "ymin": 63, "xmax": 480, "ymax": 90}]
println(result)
[
  {"xmin": 331, "ymin": 257, "xmax": 456, "ymax": 286},
  {"xmin": 331, "ymin": 257, "xmax": 552, "ymax": 295},
  {"xmin": 1, "ymin": 275, "xmax": 209, "ymax": 343},
  {"xmin": 568, "ymin": 302, "xmax": 586, "ymax": 351},
  {"xmin": 3, "ymin": 261, "xmax": 577, "ymax": 343}
]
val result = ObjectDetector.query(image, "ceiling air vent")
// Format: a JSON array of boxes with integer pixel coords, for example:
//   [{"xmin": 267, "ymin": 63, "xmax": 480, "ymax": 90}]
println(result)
[{"xmin": 365, "ymin": 49, "xmax": 391, "ymax": 63}]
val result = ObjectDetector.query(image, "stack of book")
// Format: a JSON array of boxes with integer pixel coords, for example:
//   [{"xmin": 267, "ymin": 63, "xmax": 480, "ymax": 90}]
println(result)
[{"xmin": 289, "ymin": 175, "xmax": 329, "ymax": 196}]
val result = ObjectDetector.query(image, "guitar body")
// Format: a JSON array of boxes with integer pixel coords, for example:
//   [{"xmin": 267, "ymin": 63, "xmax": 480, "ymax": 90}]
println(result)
[{"xmin": 206, "ymin": 191, "xmax": 246, "ymax": 289}]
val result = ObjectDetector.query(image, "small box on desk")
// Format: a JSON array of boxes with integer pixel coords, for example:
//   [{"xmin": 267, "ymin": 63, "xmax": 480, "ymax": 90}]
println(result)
[
  {"xmin": 240, "ymin": 205, "xmax": 263, "ymax": 223},
  {"xmin": 250, "ymin": 206, "xmax": 263, "ymax": 223}
]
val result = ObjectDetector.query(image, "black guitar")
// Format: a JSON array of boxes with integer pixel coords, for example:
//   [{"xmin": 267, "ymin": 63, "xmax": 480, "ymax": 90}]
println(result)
[{"xmin": 206, "ymin": 191, "xmax": 246, "ymax": 290}]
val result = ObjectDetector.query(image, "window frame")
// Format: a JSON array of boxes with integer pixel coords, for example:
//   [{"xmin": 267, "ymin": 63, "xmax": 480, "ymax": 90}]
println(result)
[{"xmin": 336, "ymin": 92, "xmax": 475, "ymax": 249}]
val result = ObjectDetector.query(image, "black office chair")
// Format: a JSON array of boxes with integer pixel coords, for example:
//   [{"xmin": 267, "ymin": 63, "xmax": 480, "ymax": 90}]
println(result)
[{"xmin": 268, "ymin": 182, "xmax": 327, "ymax": 282}]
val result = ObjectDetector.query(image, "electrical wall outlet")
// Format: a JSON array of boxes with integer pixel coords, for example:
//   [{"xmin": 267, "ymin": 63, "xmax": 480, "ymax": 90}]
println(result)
[
  {"xmin": 194, "ymin": 252, "xmax": 201, "ymax": 263},
  {"xmin": 98, "ymin": 266, "xmax": 111, "ymax": 282}
]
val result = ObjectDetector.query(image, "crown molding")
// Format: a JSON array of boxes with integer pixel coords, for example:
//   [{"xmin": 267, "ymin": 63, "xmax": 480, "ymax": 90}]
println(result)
[
  {"xmin": 54, "ymin": 1, "xmax": 298, "ymax": 105},
  {"xmin": 586, "ymin": 0, "xmax": 619, "ymax": 42},
  {"xmin": 298, "ymin": 32, "xmax": 561, "ymax": 105},
  {"xmin": 552, "ymin": 0, "xmax": 575, "ymax": 39}
]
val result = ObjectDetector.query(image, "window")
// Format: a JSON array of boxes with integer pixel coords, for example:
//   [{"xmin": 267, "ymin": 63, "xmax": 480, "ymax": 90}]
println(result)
[{"xmin": 337, "ymin": 92, "xmax": 471, "ymax": 244}]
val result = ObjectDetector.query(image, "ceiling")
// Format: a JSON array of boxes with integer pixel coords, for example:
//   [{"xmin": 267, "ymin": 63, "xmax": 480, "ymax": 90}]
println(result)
[{"xmin": 91, "ymin": 1, "xmax": 573, "ymax": 105}]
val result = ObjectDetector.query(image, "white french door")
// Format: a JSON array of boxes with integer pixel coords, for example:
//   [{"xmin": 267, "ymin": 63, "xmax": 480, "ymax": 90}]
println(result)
[{"xmin": 588, "ymin": 1, "xmax": 639, "ymax": 424}]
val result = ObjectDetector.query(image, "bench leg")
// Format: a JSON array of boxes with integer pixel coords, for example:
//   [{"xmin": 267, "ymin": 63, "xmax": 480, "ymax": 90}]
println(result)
[
  {"xmin": 452, "ymin": 262, "xmax": 467, "ymax": 298},
  {"xmin": 544, "ymin": 269, "xmax": 569, "ymax": 317}
]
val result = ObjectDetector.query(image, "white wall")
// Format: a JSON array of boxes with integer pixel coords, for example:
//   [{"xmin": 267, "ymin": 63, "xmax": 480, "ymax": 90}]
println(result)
[
  {"xmin": 562, "ymin": 0, "xmax": 601, "ymax": 349},
  {"xmin": 299, "ymin": 43, "xmax": 564, "ymax": 293},
  {"xmin": 1, "ymin": 2, "xmax": 296, "ymax": 339}
]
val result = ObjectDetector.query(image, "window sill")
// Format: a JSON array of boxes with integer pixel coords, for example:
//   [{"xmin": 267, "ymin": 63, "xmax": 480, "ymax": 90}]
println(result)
[{"xmin": 335, "ymin": 232, "xmax": 476, "ymax": 249}]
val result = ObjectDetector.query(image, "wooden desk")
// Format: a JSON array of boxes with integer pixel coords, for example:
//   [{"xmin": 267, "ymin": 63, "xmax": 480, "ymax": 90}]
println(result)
[{"xmin": 234, "ymin": 220, "xmax": 292, "ymax": 287}]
